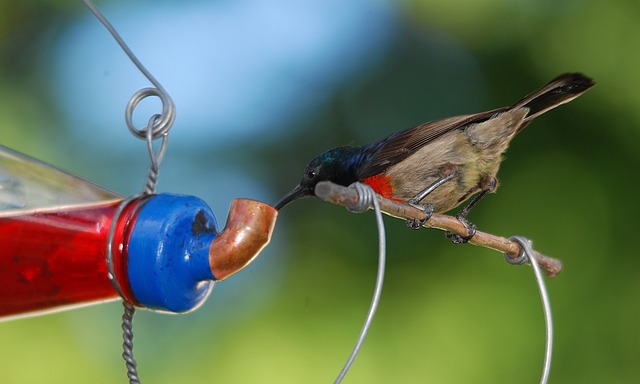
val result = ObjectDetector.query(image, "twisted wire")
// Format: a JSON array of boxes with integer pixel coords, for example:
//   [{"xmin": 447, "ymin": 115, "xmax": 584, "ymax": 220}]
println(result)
[
  {"xmin": 143, "ymin": 115, "xmax": 168, "ymax": 194},
  {"xmin": 122, "ymin": 301, "xmax": 140, "ymax": 384},
  {"xmin": 83, "ymin": 1, "xmax": 176, "ymax": 383}
]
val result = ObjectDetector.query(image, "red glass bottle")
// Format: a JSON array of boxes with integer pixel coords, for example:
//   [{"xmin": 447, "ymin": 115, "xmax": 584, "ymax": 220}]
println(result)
[
  {"xmin": 0, "ymin": 199, "xmax": 129, "ymax": 317},
  {"xmin": 0, "ymin": 146, "xmax": 142, "ymax": 318}
]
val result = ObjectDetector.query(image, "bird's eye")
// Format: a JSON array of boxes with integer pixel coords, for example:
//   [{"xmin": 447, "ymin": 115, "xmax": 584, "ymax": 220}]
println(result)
[{"xmin": 305, "ymin": 169, "xmax": 318, "ymax": 180}]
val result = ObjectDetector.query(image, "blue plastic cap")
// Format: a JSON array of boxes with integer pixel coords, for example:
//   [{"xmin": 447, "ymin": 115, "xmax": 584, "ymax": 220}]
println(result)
[{"xmin": 127, "ymin": 194, "xmax": 218, "ymax": 313}]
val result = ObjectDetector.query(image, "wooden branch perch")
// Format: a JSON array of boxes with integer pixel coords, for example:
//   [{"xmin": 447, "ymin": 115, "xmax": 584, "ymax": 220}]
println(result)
[{"xmin": 314, "ymin": 181, "xmax": 562, "ymax": 278}]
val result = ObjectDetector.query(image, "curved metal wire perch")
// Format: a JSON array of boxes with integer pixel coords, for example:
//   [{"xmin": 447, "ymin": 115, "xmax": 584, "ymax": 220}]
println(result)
[{"xmin": 314, "ymin": 181, "xmax": 563, "ymax": 278}]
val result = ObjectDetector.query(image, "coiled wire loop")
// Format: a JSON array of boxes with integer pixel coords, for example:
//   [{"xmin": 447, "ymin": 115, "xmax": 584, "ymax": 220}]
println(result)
[{"xmin": 125, "ymin": 87, "xmax": 175, "ymax": 140}]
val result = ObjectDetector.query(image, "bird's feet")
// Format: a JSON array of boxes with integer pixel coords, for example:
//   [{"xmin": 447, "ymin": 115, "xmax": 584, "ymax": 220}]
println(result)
[
  {"xmin": 405, "ymin": 202, "xmax": 435, "ymax": 230},
  {"xmin": 444, "ymin": 214, "xmax": 477, "ymax": 244}
]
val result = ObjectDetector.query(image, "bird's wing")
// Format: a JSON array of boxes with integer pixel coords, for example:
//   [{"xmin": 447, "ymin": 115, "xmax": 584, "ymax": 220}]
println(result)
[
  {"xmin": 356, "ymin": 109, "xmax": 502, "ymax": 179},
  {"xmin": 356, "ymin": 73, "xmax": 594, "ymax": 179}
]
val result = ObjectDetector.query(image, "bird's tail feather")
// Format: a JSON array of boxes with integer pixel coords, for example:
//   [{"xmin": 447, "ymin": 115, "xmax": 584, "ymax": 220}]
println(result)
[{"xmin": 515, "ymin": 73, "xmax": 594, "ymax": 123}]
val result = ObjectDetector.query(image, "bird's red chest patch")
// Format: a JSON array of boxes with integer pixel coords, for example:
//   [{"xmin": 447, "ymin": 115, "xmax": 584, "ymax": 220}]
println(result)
[{"xmin": 361, "ymin": 174, "xmax": 403, "ymax": 201}]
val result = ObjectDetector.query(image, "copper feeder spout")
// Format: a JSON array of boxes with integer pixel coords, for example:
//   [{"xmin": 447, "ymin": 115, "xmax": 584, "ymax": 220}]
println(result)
[{"xmin": 209, "ymin": 199, "xmax": 277, "ymax": 281}]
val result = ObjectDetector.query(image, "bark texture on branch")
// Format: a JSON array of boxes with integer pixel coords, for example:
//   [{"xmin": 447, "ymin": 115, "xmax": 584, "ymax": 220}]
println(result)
[{"xmin": 314, "ymin": 181, "xmax": 562, "ymax": 278}]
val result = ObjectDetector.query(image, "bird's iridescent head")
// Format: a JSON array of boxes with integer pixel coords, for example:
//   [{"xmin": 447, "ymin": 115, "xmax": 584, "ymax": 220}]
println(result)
[{"xmin": 274, "ymin": 146, "xmax": 360, "ymax": 210}]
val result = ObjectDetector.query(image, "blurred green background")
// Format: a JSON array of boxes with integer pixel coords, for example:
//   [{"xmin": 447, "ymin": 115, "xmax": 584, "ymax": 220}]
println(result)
[{"xmin": 1, "ymin": 0, "xmax": 638, "ymax": 383}]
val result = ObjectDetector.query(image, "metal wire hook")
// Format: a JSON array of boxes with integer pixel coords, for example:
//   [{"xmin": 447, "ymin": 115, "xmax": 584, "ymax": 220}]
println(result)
[{"xmin": 82, "ymin": 0, "xmax": 176, "ymax": 142}]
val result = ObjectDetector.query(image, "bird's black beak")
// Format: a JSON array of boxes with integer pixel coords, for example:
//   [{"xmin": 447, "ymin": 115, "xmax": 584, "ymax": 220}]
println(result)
[{"xmin": 274, "ymin": 185, "xmax": 311, "ymax": 210}]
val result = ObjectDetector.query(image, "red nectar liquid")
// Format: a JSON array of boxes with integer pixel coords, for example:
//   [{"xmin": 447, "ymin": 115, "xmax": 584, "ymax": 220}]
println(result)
[{"xmin": 0, "ymin": 200, "xmax": 136, "ymax": 318}]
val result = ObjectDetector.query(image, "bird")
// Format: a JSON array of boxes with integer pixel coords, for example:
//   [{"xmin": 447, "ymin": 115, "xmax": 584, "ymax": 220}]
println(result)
[{"xmin": 274, "ymin": 73, "xmax": 594, "ymax": 242}]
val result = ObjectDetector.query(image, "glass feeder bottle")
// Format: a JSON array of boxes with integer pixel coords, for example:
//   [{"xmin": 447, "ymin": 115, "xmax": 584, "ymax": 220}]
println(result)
[{"xmin": 0, "ymin": 145, "xmax": 276, "ymax": 319}]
